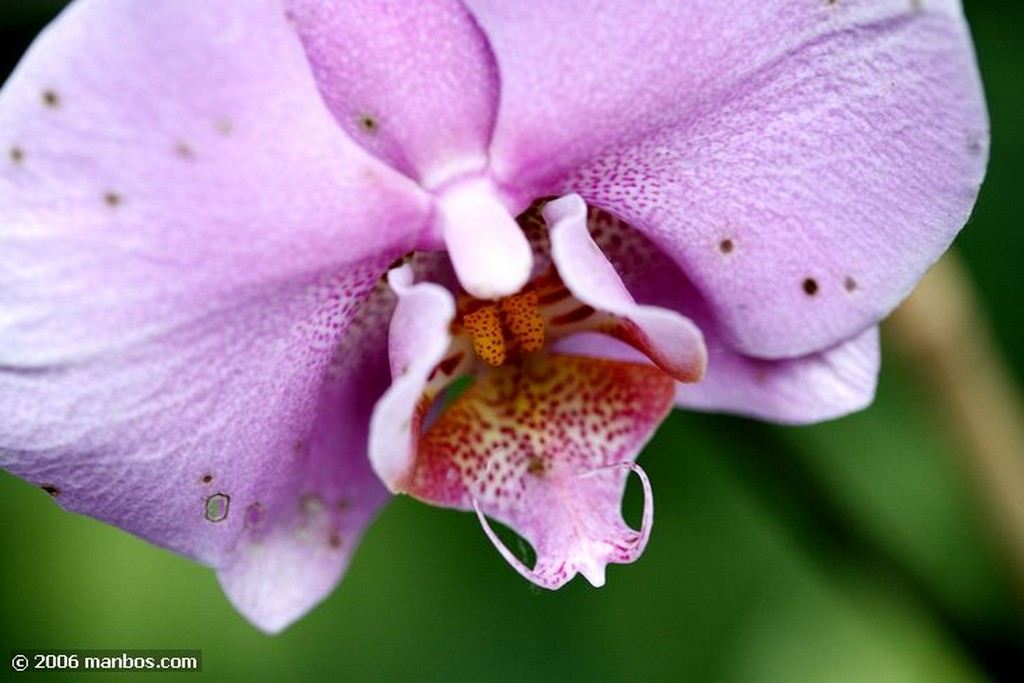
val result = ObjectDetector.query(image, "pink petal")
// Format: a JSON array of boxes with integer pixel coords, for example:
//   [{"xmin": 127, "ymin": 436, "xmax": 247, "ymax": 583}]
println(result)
[
  {"xmin": 2, "ymin": 275, "xmax": 395, "ymax": 633},
  {"xmin": 474, "ymin": 462, "xmax": 652, "ymax": 589},
  {"xmin": 369, "ymin": 266, "xmax": 457, "ymax": 491},
  {"xmin": 285, "ymin": 1, "xmax": 539, "ymax": 300},
  {"xmin": 437, "ymin": 177, "xmax": 533, "ymax": 300},
  {"xmin": 543, "ymin": 194, "xmax": 706, "ymax": 383},
  {"xmin": 676, "ymin": 326, "xmax": 879, "ymax": 424},
  {"xmin": 0, "ymin": 1, "xmax": 430, "ymax": 630},
  {"xmin": 285, "ymin": 0, "xmax": 500, "ymax": 189},
  {"xmin": 469, "ymin": 0, "xmax": 988, "ymax": 358},
  {"xmin": 585, "ymin": 208, "xmax": 881, "ymax": 422},
  {"xmin": 409, "ymin": 354, "xmax": 673, "ymax": 588},
  {"xmin": 217, "ymin": 332, "xmax": 393, "ymax": 633}
]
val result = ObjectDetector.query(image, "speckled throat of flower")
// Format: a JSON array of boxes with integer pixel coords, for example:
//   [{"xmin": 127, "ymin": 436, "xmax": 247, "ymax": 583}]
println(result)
[{"xmin": 369, "ymin": 195, "xmax": 708, "ymax": 588}]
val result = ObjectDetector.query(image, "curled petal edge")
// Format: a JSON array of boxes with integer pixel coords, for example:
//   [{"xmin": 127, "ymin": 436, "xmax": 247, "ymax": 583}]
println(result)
[
  {"xmin": 472, "ymin": 461, "xmax": 653, "ymax": 589},
  {"xmin": 544, "ymin": 193, "xmax": 707, "ymax": 383}
]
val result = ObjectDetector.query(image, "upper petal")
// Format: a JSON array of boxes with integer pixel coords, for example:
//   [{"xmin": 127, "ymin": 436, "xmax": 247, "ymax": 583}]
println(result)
[
  {"xmin": 285, "ymin": 0, "xmax": 500, "ymax": 189},
  {"xmin": 469, "ymin": 0, "xmax": 988, "ymax": 357},
  {"xmin": 0, "ymin": 0, "xmax": 429, "ymax": 300},
  {"xmin": 0, "ymin": 0, "xmax": 429, "ymax": 629}
]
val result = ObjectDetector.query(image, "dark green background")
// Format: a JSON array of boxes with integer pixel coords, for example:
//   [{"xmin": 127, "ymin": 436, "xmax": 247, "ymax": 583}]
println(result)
[{"xmin": 2, "ymin": 2, "xmax": 1021, "ymax": 681}]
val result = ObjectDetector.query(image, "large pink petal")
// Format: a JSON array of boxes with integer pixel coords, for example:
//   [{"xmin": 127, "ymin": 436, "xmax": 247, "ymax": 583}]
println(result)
[
  {"xmin": 216, "ymin": 302, "xmax": 394, "ymax": 633},
  {"xmin": 0, "ymin": 0, "xmax": 429, "ymax": 630},
  {"xmin": 470, "ymin": 0, "xmax": 988, "ymax": 358},
  {"xmin": 586, "ymin": 207, "xmax": 880, "ymax": 423},
  {"xmin": 285, "ymin": 0, "xmax": 500, "ymax": 189},
  {"xmin": 286, "ymin": 1, "xmax": 536, "ymax": 300}
]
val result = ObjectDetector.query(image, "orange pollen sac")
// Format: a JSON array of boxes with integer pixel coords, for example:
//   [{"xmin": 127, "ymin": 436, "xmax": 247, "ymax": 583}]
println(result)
[
  {"xmin": 463, "ymin": 305, "xmax": 507, "ymax": 366},
  {"xmin": 462, "ymin": 290, "xmax": 547, "ymax": 367},
  {"xmin": 501, "ymin": 291, "xmax": 546, "ymax": 353}
]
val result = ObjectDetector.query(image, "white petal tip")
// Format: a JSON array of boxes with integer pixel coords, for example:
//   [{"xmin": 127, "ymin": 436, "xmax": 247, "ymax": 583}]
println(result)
[
  {"xmin": 438, "ymin": 178, "xmax": 532, "ymax": 300},
  {"xmin": 459, "ymin": 260, "xmax": 531, "ymax": 300}
]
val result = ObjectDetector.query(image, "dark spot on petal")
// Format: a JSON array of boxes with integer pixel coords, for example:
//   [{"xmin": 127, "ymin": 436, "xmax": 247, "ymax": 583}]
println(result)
[
  {"xmin": 215, "ymin": 119, "xmax": 233, "ymax": 136},
  {"xmin": 103, "ymin": 191, "xmax": 122, "ymax": 208},
  {"xmin": 200, "ymin": 473, "xmax": 214, "ymax": 485},
  {"xmin": 42, "ymin": 89, "xmax": 60, "ymax": 108},
  {"xmin": 803, "ymin": 278, "xmax": 819, "ymax": 296},
  {"xmin": 328, "ymin": 531, "xmax": 343, "ymax": 549},
  {"xmin": 174, "ymin": 141, "xmax": 195, "ymax": 159},
  {"xmin": 718, "ymin": 238, "xmax": 734, "ymax": 254},
  {"xmin": 41, "ymin": 484, "xmax": 60, "ymax": 497},
  {"xmin": 967, "ymin": 134, "xmax": 985, "ymax": 155},
  {"xmin": 244, "ymin": 502, "xmax": 266, "ymax": 530},
  {"xmin": 843, "ymin": 276, "xmax": 858, "ymax": 293},
  {"xmin": 526, "ymin": 458, "xmax": 547, "ymax": 477},
  {"xmin": 9, "ymin": 146, "xmax": 25, "ymax": 164},
  {"xmin": 356, "ymin": 114, "xmax": 379, "ymax": 134},
  {"xmin": 336, "ymin": 498, "xmax": 350, "ymax": 511},
  {"xmin": 293, "ymin": 439, "xmax": 304, "ymax": 453}
]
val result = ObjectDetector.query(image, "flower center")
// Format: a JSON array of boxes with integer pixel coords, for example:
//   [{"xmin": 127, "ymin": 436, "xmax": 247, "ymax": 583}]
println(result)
[
  {"xmin": 453, "ymin": 263, "xmax": 605, "ymax": 369},
  {"xmin": 461, "ymin": 290, "xmax": 546, "ymax": 366}
]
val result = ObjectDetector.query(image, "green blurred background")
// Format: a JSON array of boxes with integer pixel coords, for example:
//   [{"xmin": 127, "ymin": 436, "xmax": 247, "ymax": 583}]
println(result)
[{"xmin": 2, "ymin": 2, "xmax": 1021, "ymax": 681}]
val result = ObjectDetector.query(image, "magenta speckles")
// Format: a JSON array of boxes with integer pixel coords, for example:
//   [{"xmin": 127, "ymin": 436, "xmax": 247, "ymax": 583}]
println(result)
[{"xmin": 415, "ymin": 356, "xmax": 673, "ymax": 508}]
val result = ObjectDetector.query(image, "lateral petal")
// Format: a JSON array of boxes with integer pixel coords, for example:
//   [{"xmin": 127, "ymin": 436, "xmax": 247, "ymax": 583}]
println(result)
[
  {"xmin": 0, "ymin": 0, "xmax": 428, "ymax": 628},
  {"xmin": 469, "ymin": 0, "xmax": 988, "ymax": 358},
  {"xmin": 544, "ymin": 194, "xmax": 706, "ymax": 383},
  {"xmin": 368, "ymin": 266, "xmax": 457, "ymax": 492},
  {"xmin": 586, "ymin": 209, "xmax": 881, "ymax": 423},
  {"xmin": 216, "ymin": 324, "xmax": 394, "ymax": 633}
]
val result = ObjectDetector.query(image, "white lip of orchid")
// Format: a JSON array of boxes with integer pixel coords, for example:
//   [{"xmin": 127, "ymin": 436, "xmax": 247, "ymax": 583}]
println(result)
[{"xmin": 435, "ymin": 176, "xmax": 533, "ymax": 300}]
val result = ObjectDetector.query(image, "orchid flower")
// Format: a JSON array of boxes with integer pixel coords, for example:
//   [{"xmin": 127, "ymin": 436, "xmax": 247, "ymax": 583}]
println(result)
[{"xmin": 0, "ymin": 0, "xmax": 987, "ymax": 633}]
